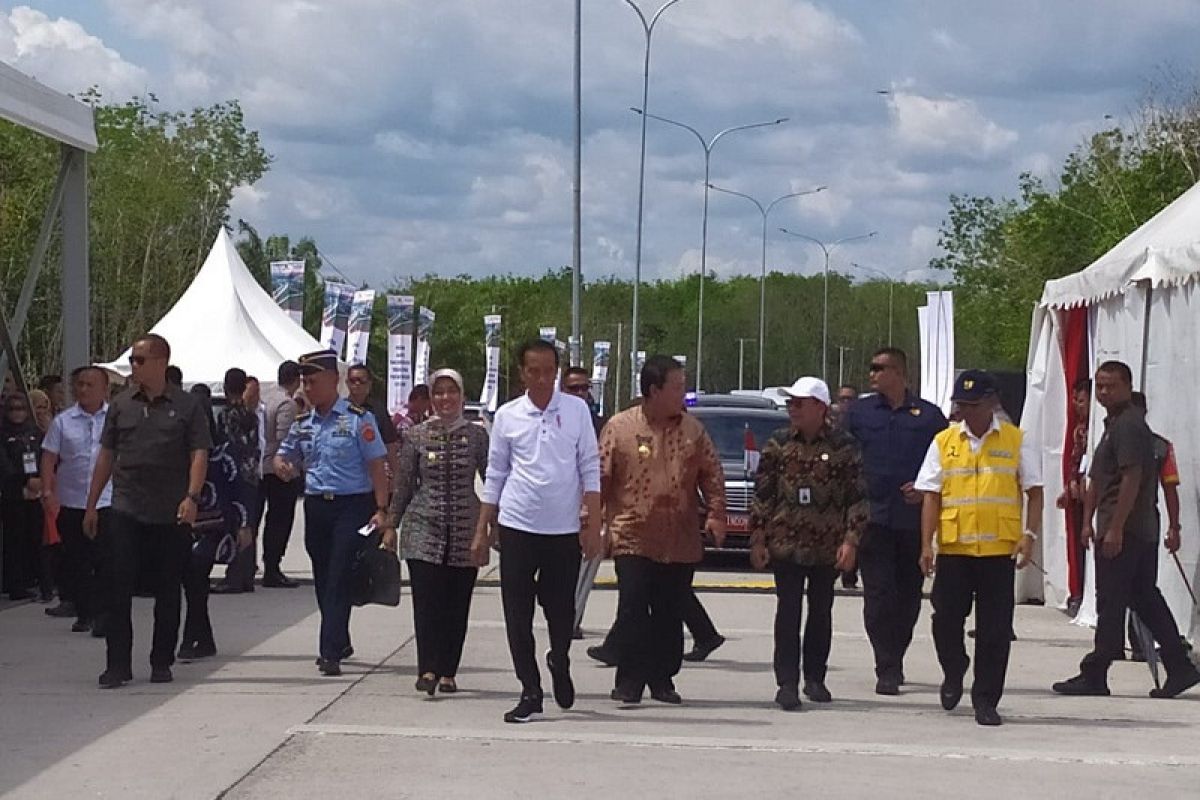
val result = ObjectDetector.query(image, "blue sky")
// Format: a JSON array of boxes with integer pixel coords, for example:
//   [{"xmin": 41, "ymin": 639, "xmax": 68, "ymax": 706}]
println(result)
[{"xmin": 4, "ymin": 1, "xmax": 1199, "ymax": 288}]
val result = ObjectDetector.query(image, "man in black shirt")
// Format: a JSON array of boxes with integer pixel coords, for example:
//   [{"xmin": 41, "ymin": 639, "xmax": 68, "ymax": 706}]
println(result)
[
  {"xmin": 1052, "ymin": 360, "xmax": 1199, "ymax": 699},
  {"xmin": 85, "ymin": 334, "xmax": 212, "ymax": 688}
]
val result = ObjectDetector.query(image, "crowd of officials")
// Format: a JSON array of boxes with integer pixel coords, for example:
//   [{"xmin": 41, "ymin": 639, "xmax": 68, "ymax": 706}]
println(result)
[{"xmin": 3, "ymin": 332, "xmax": 1197, "ymax": 727}]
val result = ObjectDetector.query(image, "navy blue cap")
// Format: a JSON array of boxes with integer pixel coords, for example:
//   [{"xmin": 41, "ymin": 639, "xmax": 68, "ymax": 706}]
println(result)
[
  {"xmin": 297, "ymin": 349, "xmax": 339, "ymax": 375},
  {"xmin": 951, "ymin": 369, "xmax": 997, "ymax": 403}
]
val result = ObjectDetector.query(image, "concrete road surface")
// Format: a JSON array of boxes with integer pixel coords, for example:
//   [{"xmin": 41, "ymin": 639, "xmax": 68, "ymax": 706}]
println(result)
[{"xmin": 2, "ymin": 545, "xmax": 1198, "ymax": 799}]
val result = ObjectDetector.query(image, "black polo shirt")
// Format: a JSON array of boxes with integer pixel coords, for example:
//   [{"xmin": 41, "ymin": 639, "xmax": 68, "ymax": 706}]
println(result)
[
  {"xmin": 844, "ymin": 390, "xmax": 947, "ymax": 531},
  {"xmin": 101, "ymin": 383, "xmax": 212, "ymax": 524},
  {"xmin": 1090, "ymin": 403, "xmax": 1159, "ymax": 543}
]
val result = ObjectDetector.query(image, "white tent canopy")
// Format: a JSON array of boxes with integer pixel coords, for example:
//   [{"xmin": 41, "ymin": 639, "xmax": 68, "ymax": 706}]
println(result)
[
  {"xmin": 99, "ymin": 229, "xmax": 324, "ymax": 391},
  {"xmin": 1022, "ymin": 180, "xmax": 1200, "ymax": 641}
]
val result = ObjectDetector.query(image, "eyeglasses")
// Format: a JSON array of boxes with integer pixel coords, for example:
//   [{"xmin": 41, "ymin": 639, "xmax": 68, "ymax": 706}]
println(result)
[{"xmin": 563, "ymin": 384, "xmax": 590, "ymax": 395}]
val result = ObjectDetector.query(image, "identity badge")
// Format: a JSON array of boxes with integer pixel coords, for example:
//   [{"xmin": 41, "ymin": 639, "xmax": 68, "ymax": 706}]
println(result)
[
  {"xmin": 798, "ymin": 487, "xmax": 812, "ymax": 506},
  {"xmin": 22, "ymin": 451, "xmax": 37, "ymax": 475}
]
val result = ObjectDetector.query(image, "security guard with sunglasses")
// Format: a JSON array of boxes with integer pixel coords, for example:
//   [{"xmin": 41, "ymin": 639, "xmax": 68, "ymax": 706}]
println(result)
[
  {"xmin": 275, "ymin": 350, "xmax": 390, "ymax": 676},
  {"xmin": 914, "ymin": 370, "xmax": 1043, "ymax": 727}
]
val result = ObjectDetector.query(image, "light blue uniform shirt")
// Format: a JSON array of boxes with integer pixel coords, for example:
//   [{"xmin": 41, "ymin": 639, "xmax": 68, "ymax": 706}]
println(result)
[
  {"xmin": 277, "ymin": 397, "xmax": 387, "ymax": 496},
  {"xmin": 42, "ymin": 402, "xmax": 113, "ymax": 509}
]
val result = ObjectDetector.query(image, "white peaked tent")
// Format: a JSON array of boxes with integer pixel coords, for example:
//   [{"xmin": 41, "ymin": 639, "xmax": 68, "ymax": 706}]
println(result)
[
  {"xmin": 100, "ymin": 229, "xmax": 325, "ymax": 391},
  {"xmin": 1021, "ymin": 180, "xmax": 1200, "ymax": 641}
]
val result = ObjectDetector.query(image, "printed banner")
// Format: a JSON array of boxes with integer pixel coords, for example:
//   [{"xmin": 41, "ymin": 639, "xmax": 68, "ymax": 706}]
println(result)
[
  {"xmin": 414, "ymin": 306, "xmax": 435, "ymax": 386},
  {"xmin": 918, "ymin": 290, "xmax": 955, "ymax": 416},
  {"xmin": 386, "ymin": 295, "xmax": 416, "ymax": 415},
  {"xmin": 634, "ymin": 350, "xmax": 647, "ymax": 398},
  {"xmin": 539, "ymin": 326, "xmax": 557, "ymax": 343},
  {"xmin": 591, "ymin": 340, "xmax": 611, "ymax": 416},
  {"xmin": 319, "ymin": 281, "xmax": 355, "ymax": 356},
  {"xmin": 269, "ymin": 260, "xmax": 305, "ymax": 325},
  {"xmin": 345, "ymin": 289, "xmax": 376, "ymax": 366},
  {"xmin": 480, "ymin": 314, "xmax": 503, "ymax": 412}
]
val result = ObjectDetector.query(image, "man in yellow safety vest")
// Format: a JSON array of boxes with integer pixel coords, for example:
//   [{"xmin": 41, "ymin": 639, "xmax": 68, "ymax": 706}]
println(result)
[{"xmin": 915, "ymin": 370, "xmax": 1043, "ymax": 726}]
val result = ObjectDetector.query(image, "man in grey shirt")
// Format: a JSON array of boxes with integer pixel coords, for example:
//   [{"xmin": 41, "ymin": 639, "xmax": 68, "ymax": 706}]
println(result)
[
  {"xmin": 260, "ymin": 360, "xmax": 303, "ymax": 587},
  {"xmin": 1053, "ymin": 360, "xmax": 1199, "ymax": 699},
  {"xmin": 85, "ymin": 333, "xmax": 211, "ymax": 689}
]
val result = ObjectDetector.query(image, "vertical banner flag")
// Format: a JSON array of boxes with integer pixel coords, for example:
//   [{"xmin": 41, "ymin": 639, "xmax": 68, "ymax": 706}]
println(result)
[
  {"xmin": 634, "ymin": 350, "xmax": 647, "ymax": 397},
  {"xmin": 386, "ymin": 295, "xmax": 416, "ymax": 415},
  {"xmin": 480, "ymin": 314, "xmax": 503, "ymax": 412},
  {"xmin": 345, "ymin": 289, "xmax": 376, "ymax": 366},
  {"xmin": 414, "ymin": 306, "xmax": 435, "ymax": 386},
  {"xmin": 320, "ymin": 281, "xmax": 355, "ymax": 356},
  {"xmin": 539, "ymin": 326, "xmax": 557, "ymax": 343},
  {"xmin": 918, "ymin": 290, "xmax": 955, "ymax": 416},
  {"xmin": 591, "ymin": 340, "xmax": 610, "ymax": 416},
  {"xmin": 269, "ymin": 260, "xmax": 305, "ymax": 325}
]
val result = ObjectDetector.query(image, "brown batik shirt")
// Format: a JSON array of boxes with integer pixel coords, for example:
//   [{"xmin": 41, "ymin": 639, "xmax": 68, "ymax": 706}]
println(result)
[
  {"xmin": 600, "ymin": 406, "xmax": 725, "ymax": 565},
  {"xmin": 750, "ymin": 424, "xmax": 868, "ymax": 566}
]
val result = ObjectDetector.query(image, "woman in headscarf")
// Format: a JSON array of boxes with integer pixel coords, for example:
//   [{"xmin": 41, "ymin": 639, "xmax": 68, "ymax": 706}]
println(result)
[
  {"xmin": 1, "ymin": 393, "xmax": 46, "ymax": 600},
  {"xmin": 387, "ymin": 368, "xmax": 489, "ymax": 695}
]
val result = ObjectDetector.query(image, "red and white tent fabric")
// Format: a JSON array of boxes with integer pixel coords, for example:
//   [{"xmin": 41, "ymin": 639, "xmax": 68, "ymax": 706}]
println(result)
[
  {"xmin": 1020, "ymin": 180, "xmax": 1200, "ymax": 640},
  {"xmin": 98, "ymin": 229, "xmax": 325, "ymax": 393}
]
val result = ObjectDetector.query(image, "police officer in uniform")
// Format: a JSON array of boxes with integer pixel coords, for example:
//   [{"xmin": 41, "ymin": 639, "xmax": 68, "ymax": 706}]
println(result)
[
  {"xmin": 274, "ymin": 350, "xmax": 390, "ymax": 677},
  {"xmin": 915, "ymin": 371, "xmax": 1042, "ymax": 726}
]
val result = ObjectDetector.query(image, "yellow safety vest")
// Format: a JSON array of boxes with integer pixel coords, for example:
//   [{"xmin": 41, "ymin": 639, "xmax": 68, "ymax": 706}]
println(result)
[{"xmin": 935, "ymin": 421, "xmax": 1024, "ymax": 557}]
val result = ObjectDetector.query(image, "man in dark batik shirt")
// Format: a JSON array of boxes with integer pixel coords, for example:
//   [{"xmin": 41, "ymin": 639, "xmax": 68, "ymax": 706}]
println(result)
[{"xmin": 212, "ymin": 368, "xmax": 261, "ymax": 594}]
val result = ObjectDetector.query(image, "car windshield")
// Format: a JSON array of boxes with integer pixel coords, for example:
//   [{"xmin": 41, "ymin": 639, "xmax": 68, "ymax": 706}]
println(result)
[{"xmin": 694, "ymin": 413, "xmax": 786, "ymax": 462}]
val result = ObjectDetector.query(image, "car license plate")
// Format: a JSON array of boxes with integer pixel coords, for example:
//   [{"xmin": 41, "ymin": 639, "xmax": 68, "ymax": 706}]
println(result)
[{"xmin": 725, "ymin": 513, "xmax": 750, "ymax": 532}]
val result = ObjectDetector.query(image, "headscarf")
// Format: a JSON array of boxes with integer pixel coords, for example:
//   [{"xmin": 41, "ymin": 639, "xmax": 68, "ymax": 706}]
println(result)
[
  {"xmin": 28, "ymin": 388, "xmax": 53, "ymax": 433},
  {"xmin": 428, "ymin": 368, "xmax": 468, "ymax": 431}
]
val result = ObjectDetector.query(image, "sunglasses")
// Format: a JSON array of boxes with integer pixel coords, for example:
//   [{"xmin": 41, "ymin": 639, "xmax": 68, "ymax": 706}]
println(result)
[{"xmin": 563, "ymin": 383, "xmax": 590, "ymax": 394}]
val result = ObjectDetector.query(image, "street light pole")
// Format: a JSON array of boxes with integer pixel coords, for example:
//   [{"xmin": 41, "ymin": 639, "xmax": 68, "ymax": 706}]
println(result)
[
  {"xmin": 737, "ymin": 337, "xmax": 755, "ymax": 390},
  {"xmin": 621, "ymin": 0, "xmax": 684, "ymax": 399},
  {"xmin": 709, "ymin": 184, "xmax": 826, "ymax": 390},
  {"xmin": 778, "ymin": 228, "xmax": 877, "ymax": 381},
  {"xmin": 631, "ymin": 109, "xmax": 787, "ymax": 392},
  {"xmin": 570, "ymin": 0, "xmax": 583, "ymax": 367}
]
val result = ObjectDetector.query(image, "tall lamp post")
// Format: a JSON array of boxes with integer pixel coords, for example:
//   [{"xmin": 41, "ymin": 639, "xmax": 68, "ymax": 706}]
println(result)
[
  {"xmin": 778, "ymin": 228, "xmax": 877, "ymax": 381},
  {"xmin": 708, "ymin": 183, "xmax": 827, "ymax": 389},
  {"xmin": 621, "ymin": 0, "xmax": 684, "ymax": 398},
  {"xmin": 631, "ymin": 108, "xmax": 787, "ymax": 392}
]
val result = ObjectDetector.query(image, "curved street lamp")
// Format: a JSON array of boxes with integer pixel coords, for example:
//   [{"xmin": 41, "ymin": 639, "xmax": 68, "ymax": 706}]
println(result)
[
  {"xmin": 631, "ymin": 108, "xmax": 787, "ymax": 392},
  {"xmin": 708, "ymin": 183, "xmax": 827, "ymax": 389},
  {"xmin": 778, "ymin": 227, "xmax": 877, "ymax": 381},
  {"xmin": 621, "ymin": 0, "xmax": 685, "ymax": 398}
]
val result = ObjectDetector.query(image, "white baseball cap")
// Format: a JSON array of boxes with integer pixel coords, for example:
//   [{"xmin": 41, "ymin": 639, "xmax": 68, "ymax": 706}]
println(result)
[{"xmin": 779, "ymin": 376, "xmax": 831, "ymax": 406}]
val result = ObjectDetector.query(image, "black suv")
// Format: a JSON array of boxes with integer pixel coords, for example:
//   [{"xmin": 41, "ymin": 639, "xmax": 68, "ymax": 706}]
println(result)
[{"xmin": 689, "ymin": 402, "xmax": 788, "ymax": 552}]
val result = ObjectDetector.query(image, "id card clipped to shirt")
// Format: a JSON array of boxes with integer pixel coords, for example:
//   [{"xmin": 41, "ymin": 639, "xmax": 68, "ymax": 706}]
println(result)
[
  {"xmin": 798, "ymin": 487, "xmax": 812, "ymax": 506},
  {"xmin": 23, "ymin": 451, "xmax": 38, "ymax": 476}
]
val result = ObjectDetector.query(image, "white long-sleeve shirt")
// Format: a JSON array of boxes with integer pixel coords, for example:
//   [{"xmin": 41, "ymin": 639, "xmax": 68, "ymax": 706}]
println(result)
[{"xmin": 481, "ymin": 389, "xmax": 600, "ymax": 535}]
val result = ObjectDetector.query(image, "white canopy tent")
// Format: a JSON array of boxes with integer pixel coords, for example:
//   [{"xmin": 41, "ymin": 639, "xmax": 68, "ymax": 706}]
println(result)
[
  {"xmin": 1021, "ymin": 180, "xmax": 1200, "ymax": 641},
  {"xmin": 99, "ymin": 229, "xmax": 325, "ymax": 392}
]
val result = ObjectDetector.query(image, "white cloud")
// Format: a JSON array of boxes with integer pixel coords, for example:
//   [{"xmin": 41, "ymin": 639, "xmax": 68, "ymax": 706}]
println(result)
[
  {"xmin": 887, "ymin": 90, "xmax": 1018, "ymax": 159},
  {"xmin": 0, "ymin": 6, "xmax": 146, "ymax": 97}
]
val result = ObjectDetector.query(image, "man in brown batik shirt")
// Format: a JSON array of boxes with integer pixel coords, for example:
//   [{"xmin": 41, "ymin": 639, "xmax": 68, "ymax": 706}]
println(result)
[
  {"xmin": 751, "ymin": 376, "xmax": 867, "ymax": 711},
  {"xmin": 600, "ymin": 355, "xmax": 726, "ymax": 706}
]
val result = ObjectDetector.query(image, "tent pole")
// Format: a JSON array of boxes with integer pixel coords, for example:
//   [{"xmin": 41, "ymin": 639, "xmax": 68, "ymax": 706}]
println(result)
[{"xmin": 1138, "ymin": 281, "xmax": 1152, "ymax": 393}]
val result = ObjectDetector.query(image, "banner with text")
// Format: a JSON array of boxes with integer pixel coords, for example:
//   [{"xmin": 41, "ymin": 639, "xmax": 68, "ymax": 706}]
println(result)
[
  {"xmin": 480, "ymin": 314, "xmax": 503, "ymax": 412},
  {"xmin": 319, "ymin": 281, "xmax": 355, "ymax": 356},
  {"xmin": 345, "ymin": 289, "xmax": 376, "ymax": 366},
  {"xmin": 386, "ymin": 295, "xmax": 416, "ymax": 415},
  {"xmin": 269, "ymin": 260, "xmax": 305, "ymax": 325},
  {"xmin": 539, "ymin": 326, "xmax": 556, "ymax": 343},
  {"xmin": 414, "ymin": 306, "xmax": 435, "ymax": 386},
  {"xmin": 591, "ymin": 340, "xmax": 611, "ymax": 416}
]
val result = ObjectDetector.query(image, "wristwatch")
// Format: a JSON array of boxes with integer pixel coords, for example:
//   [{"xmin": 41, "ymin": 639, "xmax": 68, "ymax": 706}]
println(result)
[{"xmin": 187, "ymin": 492, "xmax": 202, "ymax": 504}]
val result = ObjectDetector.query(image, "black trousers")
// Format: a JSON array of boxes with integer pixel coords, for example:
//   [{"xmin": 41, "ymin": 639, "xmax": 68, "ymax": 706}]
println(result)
[
  {"xmin": 498, "ymin": 526, "xmax": 580, "ymax": 698},
  {"xmin": 858, "ymin": 525, "xmax": 925, "ymax": 680},
  {"xmin": 262, "ymin": 474, "xmax": 302, "ymax": 571},
  {"xmin": 601, "ymin": 585, "xmax": 719, "ymax": 652},
  {"xmin": 304, "ymin": 494, "xmax": 373, "ymax": 661},
  {"xmin": 931, "ymin": 554, "xmax": 1014, "ymax": 710},
  {"xmin": 58, "ymin": 507, "xmax": 109, "ymax": 623},
  {"xmin": 183, "ymin": 527, "xmax": 221, "ymax": 648},
  {"xmin": 1, "ymin": 496, "xmax": 41, "ymax": 597},
  {"xmin": 103, "ymin": 512, "xmax": 192, "ymax": 672},
  {"xmin": 407, "ymin": 559, "xmax": 478, "ymax": 677},
  {"xmin": 1082, "ymin": 537, "xmax": 1191, "ymax": 678},
  {"xmin": 612, "ymin": 555, "xmax": 694, "ymax": 695},
  {"xmin": 772, "ymin": 561, "xmax": 837, "ymax": 688}
]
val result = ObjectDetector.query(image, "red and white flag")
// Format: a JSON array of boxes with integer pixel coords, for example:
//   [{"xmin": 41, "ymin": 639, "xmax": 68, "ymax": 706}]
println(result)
[{"xmin": 743, "ymin": 423, "xmax": 761, "ymax": 475}]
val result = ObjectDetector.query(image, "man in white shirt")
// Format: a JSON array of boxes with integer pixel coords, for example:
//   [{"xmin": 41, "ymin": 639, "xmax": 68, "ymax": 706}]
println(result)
[
  {"xmin": 40, "ymin": 366, "xmax": 113, "ymax": 634},
  {"xmin": 472, "ymin": 339, "xmax": 603, "ymax": 724}
]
